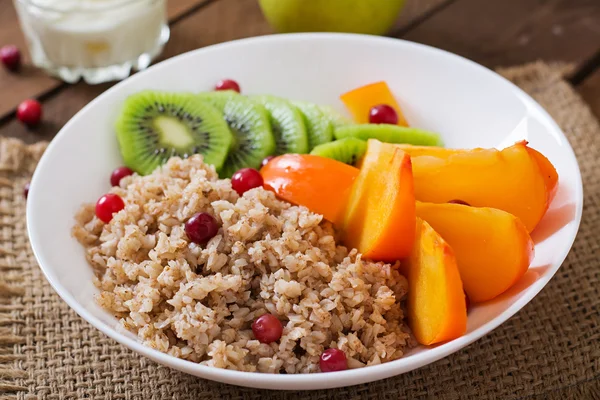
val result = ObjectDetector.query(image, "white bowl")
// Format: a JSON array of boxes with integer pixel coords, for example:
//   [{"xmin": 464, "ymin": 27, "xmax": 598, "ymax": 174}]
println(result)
[{"xmin": 27, "ymin": 33, "xmax": 583, "ymax": 390}]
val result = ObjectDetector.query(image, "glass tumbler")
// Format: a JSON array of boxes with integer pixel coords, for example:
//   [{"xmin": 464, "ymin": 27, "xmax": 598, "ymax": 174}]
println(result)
[{"xmin": 13, "ymin": 0, "xmax": 170, "ymax": 84}]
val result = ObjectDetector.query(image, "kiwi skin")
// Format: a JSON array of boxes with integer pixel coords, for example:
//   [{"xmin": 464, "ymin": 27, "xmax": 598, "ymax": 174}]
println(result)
[
  {"xmin": 116, "ymin": 90, "xmax": 233, "ymax": 175},
  {"xmin": 253, "ymin": 95, "xmax": 309, "ymax": 155},
  {"xmin": 319, "ymin": 105, "xmax": 352, "ymax": 128},
  {"xmin": 293, "ymin": 101, "xmax": 334, "ymax": 150},
  {"xmin": 197, "ymin": 91, "xmax": 276, "ymax": 178},
  {"xmin": 335, "ymin": 124, "xmax": 443, "ymax": 147},
  {"xmin": 310, "ymin": 137, "xmax": 367, "ymax": 166}
]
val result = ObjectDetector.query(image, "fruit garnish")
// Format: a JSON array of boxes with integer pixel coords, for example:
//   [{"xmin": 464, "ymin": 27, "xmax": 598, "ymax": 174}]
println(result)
[
  {"xmin": 260, "ymin": 154, "xmax": 359, "ymax": 224},
  {"xmin": 319, "ymin": 349, "xmax": 347, "ymax": 372},
  {"xmin": 198, "ymin": 91, "xmax": 275, "ymax": 178},
  {"xmin": 231, "ymin": 168, "xmax": 263, "ymax": 196},
  {"xmin": 17, "ymin": 99, "xmax": 42, "ymax": 126},
  {"xmin": 293, "ymin": 101, "xmax": 334, "ymax": 150},
  {"xmin": 340, "ymin": 81, "xmax": 408, "ymax": 126},
  {"xmin": 309, "ymin": 137, "xmax": 366, "ymax": 166},
  {"xmin": 369, "ymin": 104, "xmax": 398, "ymax": 125},
  {"xmin": 95, "ymin": 193, "xmax": 125, "ymax": 223},
  {"xmin": 185, "ymin": 212, "xmax": 219, "ymax": 244},
  {"xmin": 399, "ymin": 142, "xmax": 553, "ymax": 232},
  {"xmin": 215, "ymin": 79, "xmax": 241, "ymax": 93},
  {"xmin": 318, "ymin": 105, "xmax": 352, "ymax": 128},
  {"xmin": 335, "ymin": 124, "xmax": 442, "ymax": 147},
  {"xmin": 0, "ymin": 45, "xmax": 21, "ymax": 71},
  {"xmin": 253, "ymin": 95, "xmax": 309, "ymax": 155},
  {"xmin": 404, "ymin": 218, "xmax": 467, "ymax": 345},
  {"xmin": 110, "ymin": 166, "xmax": 134, "ymax": 187},
  {"xmin": 251, "ymin": 314, "xmax": 283, "ymax": 344},
  {"xmin": 342, "ymin": 139, "xmax": 415, "ymax": 261},
  {"xmin": 526, "ymin": 146, "xmax": 559, "ymax": 203},
  {"xmin": 23, "ymin": 182, "xmax": 30, "ymax": 199},
  {"xmin": 416, "ymin": 201, "xmax": 534, "ymax": 303},
  {"xmin": 115, "ymin": 91, "xmax": 233, "ymax": 175},
  {"xmin": 261, "ymin": 155, "xmax": 275, "ymax": 167}
]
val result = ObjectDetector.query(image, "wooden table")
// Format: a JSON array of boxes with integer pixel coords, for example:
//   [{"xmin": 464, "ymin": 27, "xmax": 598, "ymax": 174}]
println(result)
[{"xmin": 1, "ymin": 0, "xmax": 599, "ymax": 143}]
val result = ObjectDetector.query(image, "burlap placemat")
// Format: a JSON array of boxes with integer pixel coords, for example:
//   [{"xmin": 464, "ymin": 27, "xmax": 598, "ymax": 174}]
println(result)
[{"xmin": 0, "ymin": 62, "xmax": 598, "ymax": 399}]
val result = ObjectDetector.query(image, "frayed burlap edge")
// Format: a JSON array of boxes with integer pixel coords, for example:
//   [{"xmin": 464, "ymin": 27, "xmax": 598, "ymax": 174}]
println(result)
[{"xmin": 0, "ymin": 139, "xmax": 47, "ymax": 400}]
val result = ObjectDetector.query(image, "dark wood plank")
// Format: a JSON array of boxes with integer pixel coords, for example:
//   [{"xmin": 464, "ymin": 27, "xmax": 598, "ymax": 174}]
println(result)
[
  {"xmin": 578, "ymin": 68, "xmax": 600, "ymax": 121},
  {"xmin": 391, "ymin": 0, "xmax": 452, "ymax": 34},
  {"xmin": 1, "ymin": 0, "xmax": 448, "ymax": 144},
  {"xmin": 401, "ymin": 0, "xmax": 600, "ymax": 68},
  {"xmin": 0, "ymin": 0, "xmax": 214, "ymax": 119},
  {"xmin": 0, "ymin": 0, "xmax": 60, "ymax": 118}
]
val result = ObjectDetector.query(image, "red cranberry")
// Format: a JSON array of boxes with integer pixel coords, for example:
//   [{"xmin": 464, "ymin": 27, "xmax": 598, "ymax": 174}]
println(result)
[
  {"xmin": 319, "ymin": 348, "xmax": 348, "ymax": 372},
  {"xmin": 448, "ymin": 199, "xmax": 470, "ymax": 206},
  {"xmin": 95, "ymin": 193, "xmax": 125, "ymax": 223},
  {"xmin": 17, "ymin": 99, "xmax": 42, "ymax": 126},
  {"xmin": 369, "ymin": 104, "xmax": 398, "ymax": 125},
  {"xmin": 110, "ymin": 166, "xmax": 134, "ymax": 186},
  {"xmin": 251, "ymin": 313, "xmax": 283, "ymax": 344},
  {"xmin": 231, "ymin": 168, "xmax": 263, "ymax": 196},
  {"xmin": 215, "ymin": 79, "xmax": 240, "ymax": 93},
  {"xmin": 23, "ymin": 182, "xmax": 30, "ymax": 199},
  {"xmin": 261, "ymin": 156, "xmax": 275, "ymax": 168},
  {"xmin": 185, "ymin": 212, "xmax": 219, "ymax": 244},
  {"xmin": 0, "ymin": 45, "xmax": 21, "ymax": 71}
]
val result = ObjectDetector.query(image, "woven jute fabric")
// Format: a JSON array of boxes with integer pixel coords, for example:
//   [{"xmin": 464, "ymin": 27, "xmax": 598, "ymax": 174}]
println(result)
[{"xmin": 0, "ymin": 62, "xmax": 598, "ymax": 399}]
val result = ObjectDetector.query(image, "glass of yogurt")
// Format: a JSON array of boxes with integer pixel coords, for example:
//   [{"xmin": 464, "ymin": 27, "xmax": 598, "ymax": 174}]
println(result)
[{"xmin": 13, "ymin": 0, "xmax": 169, "ymax": 84}]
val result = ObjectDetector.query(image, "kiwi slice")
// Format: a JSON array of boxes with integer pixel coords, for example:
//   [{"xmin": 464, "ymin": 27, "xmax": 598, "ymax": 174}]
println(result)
[
  {"xmin": 319, "ymin": 105, "xmax": 352, "ymax": 128},
  {"xmin": 198, "ymin": 91, "xmax": 275, "ymax": 178},
  {"xmin": 334, "ymin": 124, "xmax": 443, "ymax": 146},
  {"xmin": 293, "ymin": 101, "xmax": 333, "ymax": 150},
  {"xmin": 253, "ymin": 95, "xmax": 309, "ymax": 155},
  {"xmin": 115, "ymin": 91, "xmax": 233, "ymax": 175},
  {"xmin": 310, "ymin": 137, "xmax": 367, "ymax": 166}
]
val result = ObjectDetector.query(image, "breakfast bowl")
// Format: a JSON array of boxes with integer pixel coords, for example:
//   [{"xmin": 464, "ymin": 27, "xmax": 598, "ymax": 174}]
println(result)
[{"xmin": 27, "ymin": 33, "xmax": 583, "ymax": 390}]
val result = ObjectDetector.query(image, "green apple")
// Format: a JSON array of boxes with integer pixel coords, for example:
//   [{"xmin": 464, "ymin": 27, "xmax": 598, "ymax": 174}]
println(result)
[{"xmin": 258, "ymin": 0, "xmax": 406, "ymax": 36}]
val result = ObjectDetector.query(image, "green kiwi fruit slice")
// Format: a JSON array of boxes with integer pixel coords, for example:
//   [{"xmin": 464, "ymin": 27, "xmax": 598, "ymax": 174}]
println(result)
[
  {"xmin": 253, "ymin": 95, "xmax": 309, "ymax": 155},
  {"xmin": 319, "ymin": 105, "xmax": 352, "ymax": 128},
  {"xmin": 115, "ymin": 90, "xmax": 234, "ymax": 175},
  {"xmin": 198, "ymin": 91, "xmax": 275, "ymax": 178},
  {"xmin": 310, "ymin": 137, "xmax": 367, "ymax": 166},
  {"xmin": 334, "ymin": 124, "xmax": 443, "ymax": 146},
  {"xmin": 292, "ymin": 101, "xmax": 333, "ymax": 150}
]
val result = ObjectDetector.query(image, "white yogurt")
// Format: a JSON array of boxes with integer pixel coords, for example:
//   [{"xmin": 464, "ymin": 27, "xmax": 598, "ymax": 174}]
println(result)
[{"xmin": 14, "ymin": 0, "xmax": 167, "ymax": 69}]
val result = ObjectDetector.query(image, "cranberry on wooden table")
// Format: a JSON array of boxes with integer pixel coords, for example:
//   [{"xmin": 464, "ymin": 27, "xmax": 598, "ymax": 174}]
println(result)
[
  {"xmin": 215, "ymin": 79, "xmax": 241, "ymax": 93},
  {"xmin": 319, "ymin": 348, "xmax": 348, "ymax": 372},
  {"xmin": 185, "ymin": 212, "xmax": 219, "ymax": 244},
  {"xmin": 251, "ymin": 313, "xmax": 283, "ymax": 344},
  {"xmin": 95, "ymin": 193, "xmax": 125, "ymax": 223},
  {"xmin": 369, "ymin": 104, "xmax": 398, "ymax": 125},
  {"xmin": 0, "ymin": 45, "xmax": 21, "ymax": 71},
  {"xmin": 110, "ymin": 166, "xmax": 134, "ymax": 186},
  {"xmin": 17, "ymin": 99, "xmax": 43, "ymax": 126},
  {"xmin": 231, "ymin": 168, "xmax": 263, "ymax": 196}
]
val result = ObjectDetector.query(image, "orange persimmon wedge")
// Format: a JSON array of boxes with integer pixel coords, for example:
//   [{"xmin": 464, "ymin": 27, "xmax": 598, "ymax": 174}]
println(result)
[
  {"xmin": 260, "ymin": 154, "xmax": 359, "ymax": 224},
  {"xmin": 416, "ymin": 202, "xmax": 534, "ymax": 303},
  {"xmin": 342, "ymin": 139, "xmax": 415, "ymax": 261},
  {"xmin": 403, "ymin": 218, "xmax": 467, "ymax": 345},
  {"xmin": 340, "ymin": 81, "xmax": 409, "ymax": 126},
  {"xmin": 397, "ymin": 141, "xmax": 551, "ymax": 232},
  {"xmin": 526, "ymin": 147, "xmax": 559, "ymax": 203}
]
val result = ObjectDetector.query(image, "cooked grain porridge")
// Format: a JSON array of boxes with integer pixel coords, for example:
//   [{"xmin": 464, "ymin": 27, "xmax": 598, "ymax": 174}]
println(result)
[{"xmin": 73, "ymin": 155, "xmax": 414, "ymax": 373}]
